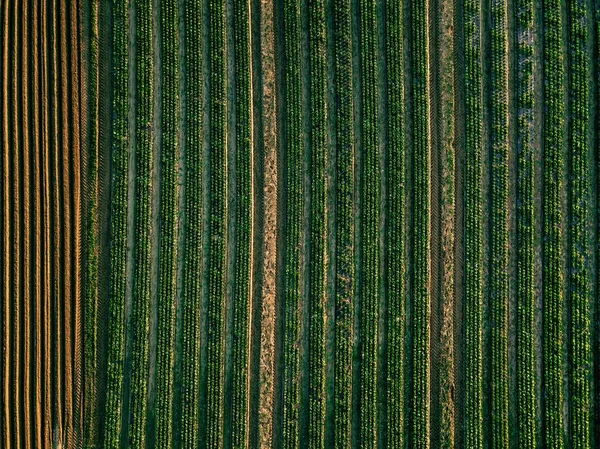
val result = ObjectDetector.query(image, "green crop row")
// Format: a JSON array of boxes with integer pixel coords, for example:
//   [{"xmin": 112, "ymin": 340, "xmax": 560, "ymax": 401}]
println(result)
[
  {"xmin": 179, "ymin": 0, "xmax": 203, "ymax": 444},
  {"xmin": 84, "ymin": 0, "xmax": 100, "ymax": 446},
  {"xmin": 332, "ymin": 0, "xmax": 354, "ymax": 443},
  {"xmin": 567, "ymin": 0, "xmax": 592, "ymax": 446},
  {"xmin": 230, "ymin": 0, "xmax": 252, "ymax": 445},
  {"xmin": 155, "ymin": 0, "xmax": 180, "ymax": 446},
  {"xmin": 542, "ymin": 0, "xmax": 565, "ymax": 446},
  {"xmin": 205, "ymin": 0, "xmax": 228, "ymax": 444},
  {"xmin": 410, "ymin": 0, "xmax": 429, "ymax": 445},
  {"xmin": 281, "ymin": 0, "xmax": 303, "ymax": 445},
  {"xmin": 489, "ymin": 0, "xmax": 509, "ymax": 446},
  {"xmin": 129, "ymin": 0, "xmax": 154, "ymax": 446},
  {"xmin": 385, "ymin": 0, "xmax": 405, "ymax": 445},
  {"xmin": 103, "ymin": 1, "xmax": 129, "ymax": 447},
  {"xmin": 515, "ymin": 0, "xmax": 536, "ymax": 445},
  {"xmin": 464, "ymin": 0, "xmax": 483, "ymax": 444},
  {"xmin": 358, "ymin": 0, "xmax": 379, "ymax": 444},
  {"xmin": 308, "ymin": 0, "xmax": 327, "ymax": 445}
]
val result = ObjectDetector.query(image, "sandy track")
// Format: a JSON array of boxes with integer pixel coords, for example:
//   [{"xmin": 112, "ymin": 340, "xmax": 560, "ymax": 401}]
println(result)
[
  {"xmin": 70, "ymin": 0, "xmax": 84, "ymax": 443},
  {"xmin": 32, "ymin": 1, "xmax": 44, "ymax": 446},
  {"xmin": 41, "ymin": 0, "xmax": 53, "ymax": 444},
  {"xmin": 11, "ymin": 2, "xmax": 23, "ymax": 446},
  {"xmin": 256, "ymin": 0, "xmax": 278, "ymax": 445},
  {"xmin": 1, "ymin": 1, "xmax": 10, "ymax": 445},
  {"xmin": 22, "ymin": 2, "xmax": 33, "ymax": 447}
]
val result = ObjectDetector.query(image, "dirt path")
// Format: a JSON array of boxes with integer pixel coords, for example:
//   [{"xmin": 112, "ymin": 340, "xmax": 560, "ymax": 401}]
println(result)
[
  {"xmin": 1, "ymin": 1, "xmax": 11, "ymax": 444},
  {"xmin": 22, "ymin": 2, "xmax": 33, "ymax": 447},
  {"xmin": 32, "ymin": 1, "xmax": 44, "ymax": 446},
  {"xmin": 255, "ymin": 0, "xmax": 278, "ymax": 445},
  {"xmin": 40, "ymin": 0, "xmax": 53, "ymax": 444},
  {"xmin": 11, "ymin": 2, "xmax": 23, "ymax": 446},
  {"xmin": 434, "ymin": 0, "xmax": 456, "ymax": 445},
  {"xmin": 69, "ymin": 0, "xmax": 84, "ymax": 442}
]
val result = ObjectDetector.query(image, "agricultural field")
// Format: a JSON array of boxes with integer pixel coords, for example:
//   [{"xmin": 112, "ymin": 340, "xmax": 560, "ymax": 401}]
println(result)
[{"xmin": 2, "ymin": 0, "xmax": 600, "ymax": 447}]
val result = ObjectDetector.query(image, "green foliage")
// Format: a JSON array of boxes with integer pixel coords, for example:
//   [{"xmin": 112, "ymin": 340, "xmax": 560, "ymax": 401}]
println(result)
[
  {"xmin": 358, "ymin": 0, "xmax": 379, "ymax": 444},
  {"xmin": 179, "ymin": 0, "xmax": 203, "ymax": 445},
  {"xmin": 332, "ymin": 0, "xmax": 355, "ymax": 443},
  {"xmin": 464, "ymin": 0, "xmax": 483, "ymax": 444},
  {"xmin": 205, "ymin": 0, "xmax": 228, "ymax": 444},
  {"xmin": 515, "ymin": 0, "xmax": 536, "ymax": 445},
  {"xmin": 230, "ymin": 0, "xmax": 253, "ymax": 445},
  {"xmin": 567, "ymin": 0, "xmax": 592, "ymax": 446},
  {"xmin": 282, "ymin": 0, "xmax": 303, "ymax": 445},
  {"xmin": 103, "ymin": 1, "xmax": 129, "ymax": 446},
  {"xmin": 410, "ymin": 0, "xmax": 430, "ymax": 445},
  {"xmin": 308, "ymin": 0, "xmax": 327, "ymax": 446},
  {"xmin": 489, "ymin": 0, "xmax": 509, "ymax": 446},
  {"xmin": 542, "ymin": 0, "xmax": 565, "ymax": 446},
  {"xmin": 385, "ymin": 0, "xmax": 405, "ymax": 445},
  {"xmin": 155, "ymin": 0, "xmax": 180, "ymax": 446}
]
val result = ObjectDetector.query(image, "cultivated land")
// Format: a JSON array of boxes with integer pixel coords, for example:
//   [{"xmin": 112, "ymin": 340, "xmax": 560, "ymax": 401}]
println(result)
[{"xmin": 2, "ymin": 0, "xmax": 600, "ymax": 448}]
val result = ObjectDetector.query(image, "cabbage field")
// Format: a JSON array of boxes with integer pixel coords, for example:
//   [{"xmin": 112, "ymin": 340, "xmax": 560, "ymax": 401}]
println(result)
[{"xmin": 1, "ymin": 0, "xmax": 600, "ymax": 447}]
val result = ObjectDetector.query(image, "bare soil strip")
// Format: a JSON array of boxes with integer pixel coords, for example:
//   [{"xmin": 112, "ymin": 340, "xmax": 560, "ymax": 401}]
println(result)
[
  {"xmin": 436, "ymin": 0, "xmax": 456, "ymax": 445},
  {"xmin": 41, "ymin": 0, "xmax": 53, "ymax": 443},
  {"xmin": 11, "ymin": 2, "xmax": 23, "ymax": 446},
  {"xmin": 256, "ymin": 0, "xmax": 278, "ymax": 445},
  {"xmin": 22, "ymin": 2, "xmax": 33, "ymax": 447},
  {"xmin": 1, "ymin": 1, "xmax": 11, "ymax": 444},
  {"xmin": 50, "ymin": 0, "xmax": 65, "ymax": 440},
  {"xmin": 59, "ymin": 0, "xmax": 75, "ymax": 441},
  {"xmin": 32, "ymin": 1, "xmax": 44, "ymax": 446},
  {"xmin": 70, "ymin": 0, "xmax": 84, "ymax": 442}
]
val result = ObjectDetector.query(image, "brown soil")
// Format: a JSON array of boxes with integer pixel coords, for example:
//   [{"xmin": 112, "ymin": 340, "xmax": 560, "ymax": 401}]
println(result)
[
  {"xmin": 59, "ymin": 0, "xmax": 74, "ymax": 441},
  {"xmin": 70, "ymin": 0, "xmax": 84, "ymax": 442},
  {"xmin": 435, "ymin": 0, "xmax": 457, "ymax": 444},
  {"xmin": 257, "ymin": 0, "xmax": 278, "ymax": 444},
  {"xmin": 12, "ymin": 2, "xmax": 23, "ymax": 446},
  {"xmin": 1, "ymin": 0, "xmax": 11, "ymax": 445},
  {"xmin": 22, "ymin": 2, "xmax": 33, "ymax": 448}
]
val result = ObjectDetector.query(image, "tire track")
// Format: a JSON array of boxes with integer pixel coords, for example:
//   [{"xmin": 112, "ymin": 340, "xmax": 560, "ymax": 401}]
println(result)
[
  {"xmin": 1, "ymin": 0, "xmax": 11, "ymax": 445},
  {"xmin": 41, "ymin": 0, "xmax": 53, "ymax": 443},
  {"xmin": 69, "ymin": 0, "xmax": 84, "ymax": 443},
  {"xmin": 21, "ymin": 2, "xmax": 33, "ymax": 446},
  {"xmin": 11, "ymin": 1, "xmax": 23, "ymax": 446},
  {"xmin": 32, "ymin": 1, "xmax": 44, "ymax": 446}
]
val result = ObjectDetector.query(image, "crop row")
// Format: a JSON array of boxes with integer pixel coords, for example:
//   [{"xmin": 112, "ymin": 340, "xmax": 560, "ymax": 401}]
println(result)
[
  {"xmin": 129, "ymin": 0, "xmax": 154, "ymax": 446},
  {"xmin": 358, "ymin": 0, "xmax": 379, "ymax": 444},
  {"xmin": 230, "ymin": 0, "xmax": 253, "ymax": 445},
  {"xmin": 84, "ymin": 0, "xmax": 100, "ymax": 446},
  {"xmin": 385, "ymin": 0, "xmax": 405, "ymax": 444},
  {"xmin": 464, "ymin": 0, "xmax": 483, "ymax": 444},
  {"xmin": 205, "ymin": 0, "xmax": 228, "ymax": 444},
  {"xmin": 155, "ymin": 0, "xmax": 180, "ymax": 446},
  {"xmin": 332, "ymin": 0, "xmax": 354, "ymax": 443},
  {"xmin": 410, "ymin": 0, "xmax": 430, "ymax": 444},
  {"xmin": 489, "ymin": 0, "xmax": 509, "ymax": 446},
  {"xmin": 308, "ymin": 0, "xmax": 327, "ymax": 446},
  {"xmin": 281, "ymin": 0, "xmax": 303, "ymax": 445},
  {"xmin": 179, "ymin": 0, "xmax": 203, "ymax": 444},
  {"xmin": 515, "ymin": 0, "xmax": 536, "ymax": 445},
  {"xmin": 103, "ymin": 1, "xmax": 129, "ymax": 447},
  {"xmin": 567, "ymin": 1, "xmax": 592, "ymax": 446},
  {"xmin": 542, "ymin": 0, "xmax": 565, "ymax": 446}
]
